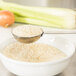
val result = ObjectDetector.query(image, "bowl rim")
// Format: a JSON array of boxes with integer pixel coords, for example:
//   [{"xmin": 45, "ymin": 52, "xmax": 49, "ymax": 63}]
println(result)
[{"xmin": 0, "ymin": 36, "xmax": 75, "ymax": 65}]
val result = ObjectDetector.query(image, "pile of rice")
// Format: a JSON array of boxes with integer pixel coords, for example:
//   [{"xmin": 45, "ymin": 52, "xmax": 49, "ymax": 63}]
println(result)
[
  {"xmin": 12, "ymin": 26, "xmax": 43, "ymax": 37},
  {"xmin": 2, "ymin": 42, "xmax": 66, "ymax": 63}
]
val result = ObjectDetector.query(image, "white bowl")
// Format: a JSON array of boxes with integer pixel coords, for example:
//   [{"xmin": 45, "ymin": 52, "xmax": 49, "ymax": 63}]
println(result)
[{"xmin": 0, "ymin": 34, "xmax": 75, "ymax": 76}]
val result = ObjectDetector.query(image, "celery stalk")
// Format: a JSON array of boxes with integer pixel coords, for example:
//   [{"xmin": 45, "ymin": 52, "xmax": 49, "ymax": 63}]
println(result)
[
  {"xmin": 0, "ymin": 1, "xmax": 76, "ymax": 29},
  {"xmin": 15, "ymin": 16, "xmax": 63, "ymax": 28},
  {"xmin": 0, "ymin": 2, "xmax": 64, "ymax": 26},
  {"xmin": 0, "ymin": 6, "xmax": 64, "ymax": 26}
]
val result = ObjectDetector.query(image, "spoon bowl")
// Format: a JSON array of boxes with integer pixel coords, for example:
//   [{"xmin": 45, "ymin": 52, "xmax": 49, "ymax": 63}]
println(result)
[
  {"xmin": 12, "ymin": 32, "xmax": 44, "ymax": 43},
  {"xmin": 12, "ymin": 25, "xmax": 44, "ymax": 43}
]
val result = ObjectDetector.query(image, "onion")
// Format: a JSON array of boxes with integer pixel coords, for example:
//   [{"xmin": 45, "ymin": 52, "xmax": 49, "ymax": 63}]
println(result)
[{"xmin": 0, "ymin": 10, "xmax": 15, "ymax": 27}]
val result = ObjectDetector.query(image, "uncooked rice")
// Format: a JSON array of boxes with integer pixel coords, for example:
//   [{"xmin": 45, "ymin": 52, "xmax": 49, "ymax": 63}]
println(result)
[
  {"xmin": 2, "ymin": 42, "xmax": 66, "ymax": 63},
  {"xmin": 12, "ymin": 25, "xmax": 43, "ymax": 37}
]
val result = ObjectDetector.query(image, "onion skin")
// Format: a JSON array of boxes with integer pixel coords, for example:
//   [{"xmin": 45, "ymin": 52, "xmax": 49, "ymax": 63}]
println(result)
[{"xmin": 0, "ymin": 10, "xmax": 15, "ymax": 27}]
